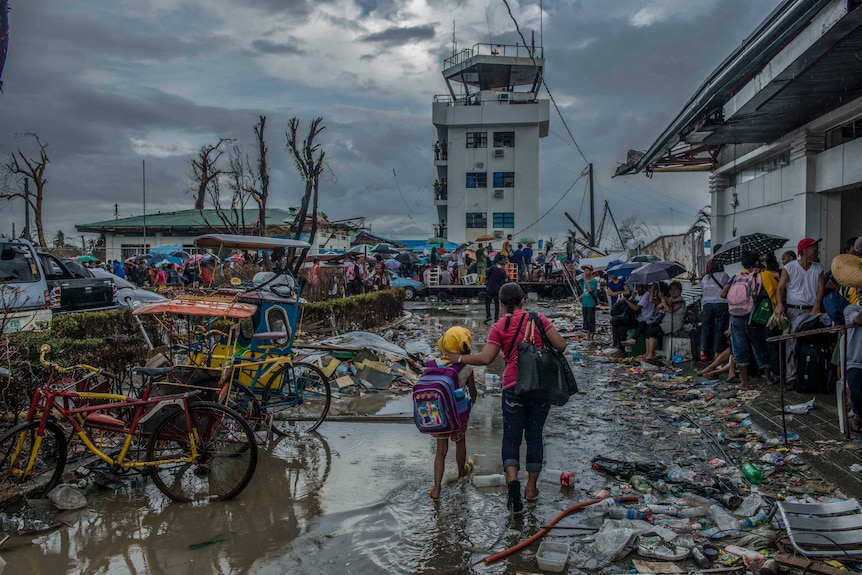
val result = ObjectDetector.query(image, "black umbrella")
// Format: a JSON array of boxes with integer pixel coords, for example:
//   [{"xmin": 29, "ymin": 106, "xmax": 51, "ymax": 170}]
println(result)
[
  {"xmin": 712, "ymin": 233, "xmax": 788, "ymax": 266},
  {"xmin": 395, "ymin": 251, "xmax": 419, "ymax": 265},
  {"xmin": 628, "ymin": 261, "xmax": 687, "ymax": 284}
]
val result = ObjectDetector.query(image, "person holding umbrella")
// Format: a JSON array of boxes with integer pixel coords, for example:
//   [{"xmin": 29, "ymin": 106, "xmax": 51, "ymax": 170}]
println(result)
[
  {"xmin": 643, "ymin": 281, "xmax": 686, "ymax": 363},
  {"xmin": 475, "ymin": 243, "xmax": 488, "ymax": 283}
]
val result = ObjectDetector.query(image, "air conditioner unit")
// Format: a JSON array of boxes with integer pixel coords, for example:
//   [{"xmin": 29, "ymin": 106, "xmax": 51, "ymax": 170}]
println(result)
[
  {"xmin": 493, "ymin": 148, "xmax": 504, "ymax": 158},
  {"xmin": 493, "ymin": 189, "xmax": 504, "ymax": 199},
  {"xmin": 498, "ymin": 93, "xmax": 510, "ymax": 102},
  {"xmin": 493, "ymin": 230, "xmax": 504, "ymax": 239},
  {"xmin": 474, "ymin": 161, "xmax": 484, "ymax": 169}
]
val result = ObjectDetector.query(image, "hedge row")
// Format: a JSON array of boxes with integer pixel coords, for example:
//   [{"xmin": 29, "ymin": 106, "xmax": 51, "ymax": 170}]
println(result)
[
  {"xmin": 301, "ymin": 288, "xmax": 405, "ymax": 333},
  {"xmin": 0, "ymin": 310, "xmax": 149, "ymax": 421}
]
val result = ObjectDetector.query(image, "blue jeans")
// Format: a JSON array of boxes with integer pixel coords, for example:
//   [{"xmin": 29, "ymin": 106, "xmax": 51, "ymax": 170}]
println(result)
[
  {"xmin": 847, "ymin": 368, "xmax": 862, "ymax": 423},
  {"xmin": 700, "ymin": 303, "xmax": 729, "ymax": 356},
  {"xmin": 729, "ymin": 315, "xmax": 770, "ymax": 370},
  {"xmin": 501, "ymin": 389, "xmax": 551, "ymax": 473}
]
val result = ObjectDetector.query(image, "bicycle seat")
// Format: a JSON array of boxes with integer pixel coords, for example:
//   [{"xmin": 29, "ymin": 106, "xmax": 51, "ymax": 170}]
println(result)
[
  {"xmin": 133, "ymin": 366, "xmax": 174, "ymax": 378},
  {"xmin": 252, "ymin": 331, "xmax": 288, "ymax": 342}
]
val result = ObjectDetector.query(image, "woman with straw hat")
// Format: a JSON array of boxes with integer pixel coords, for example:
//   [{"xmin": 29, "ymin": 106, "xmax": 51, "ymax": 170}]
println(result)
[{"xmin": 833, "ymin": 253, "xmax": 862, "ymax": 432}]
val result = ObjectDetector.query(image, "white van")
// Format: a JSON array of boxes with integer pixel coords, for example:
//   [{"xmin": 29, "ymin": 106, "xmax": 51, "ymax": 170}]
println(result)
[{"xmin": 0, "ymin": 239, "xmax": 52, "ymax": 332}]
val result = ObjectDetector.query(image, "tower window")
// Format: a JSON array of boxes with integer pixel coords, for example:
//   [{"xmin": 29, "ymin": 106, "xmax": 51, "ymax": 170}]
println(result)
[
  {"xmin": 493, "ymin": 132, "xmax": 515, "ymax": 147},
  {"xmin": 466, "ymin": 132, "xmax": 488, "ymax": 148},
  {"xmin": 466, "ymin": 172, "xmax": 487, "ymax": 188}
]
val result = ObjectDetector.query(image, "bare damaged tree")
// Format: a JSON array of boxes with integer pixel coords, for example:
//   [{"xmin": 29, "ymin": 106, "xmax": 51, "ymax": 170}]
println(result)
[
  {"xmin": 2, "ymin": 133, "xmax": 49, "ymax": 247},
  {"xmin": 253, "ymin": 116, "xmax": 270, "ymax": 236},
  {"xmin": 285, "ymin": 117, "xmax": 325, "ymax": 275},
  {"xmin": 190, "ymin": 138, "xmax": 233, "ymax": 210}
]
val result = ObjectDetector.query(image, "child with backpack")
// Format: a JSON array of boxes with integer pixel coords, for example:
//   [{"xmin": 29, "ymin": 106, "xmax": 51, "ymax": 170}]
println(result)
[
  {"xmin": 419, "ymin": 326, "xmax": 478, "ymax": 502},
  {"xmin": 721, "ymin": 251, "xmax": 778, "ymax": 390}
]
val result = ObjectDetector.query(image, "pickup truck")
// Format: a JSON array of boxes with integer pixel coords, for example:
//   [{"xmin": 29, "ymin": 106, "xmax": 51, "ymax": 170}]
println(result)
[
  {"xmin": 37, "ymin": 252, "xmax": 117, "ymax": 313},
  {"xmin": 0, "ymin": 239, "xmax": 119, "ymax": 333}
]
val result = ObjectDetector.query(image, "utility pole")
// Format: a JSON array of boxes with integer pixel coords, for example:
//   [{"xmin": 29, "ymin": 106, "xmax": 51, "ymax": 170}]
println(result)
[
  {"xmin": 142, "ymin": 160, "xmax": 147, "ymax": 253},
  {"xmin": 22, "ymin": 178, "xmax": 30, "ymax": 241},
  {"xmin": 588, "ymin": 163, "xmax": 595, "ymax": 246},
  {"xmin": 114, "ymin": 203, "xmax": 119, "ymax": 219}
]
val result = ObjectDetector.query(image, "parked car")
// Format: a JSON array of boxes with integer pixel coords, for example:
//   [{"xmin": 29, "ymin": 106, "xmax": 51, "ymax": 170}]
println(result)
[
  {"xmin": 90, "ymin": 269, "xmax": 166, "ymax": 309},
  {"xmin": 0, "ymin": 239, "xmax": 51, "ymax": 332},
  {"xmin": 387, "ymin": 270, "xmax": 426, "ymax": 300},
  {"xmin": 37, "ymin": 252, "xmax": 117, "ymax": 312}
]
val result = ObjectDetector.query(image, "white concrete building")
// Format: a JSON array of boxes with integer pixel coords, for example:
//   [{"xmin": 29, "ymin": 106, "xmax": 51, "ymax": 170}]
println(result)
[
  {"xmin": 431, "ymin": 43, "xmax": 549, "ymax": 245},
  {"xmin": 618, "ymin": 0, "xmax": 862, "ymax": 265}
]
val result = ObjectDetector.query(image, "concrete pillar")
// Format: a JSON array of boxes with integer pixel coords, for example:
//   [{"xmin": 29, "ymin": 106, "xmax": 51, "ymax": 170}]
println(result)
[
  {"xmin": 709, "ymin": 173, "xmax": 730, "ymax": 245},
  {"xmin": 789, "ymin": 131, "xmax": 825, "ymax": 242}
]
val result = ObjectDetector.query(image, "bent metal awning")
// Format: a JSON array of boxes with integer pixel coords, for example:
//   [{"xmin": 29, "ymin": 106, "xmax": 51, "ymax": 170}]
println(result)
[
  {"xmin": 133, "ymin": 298, "xmax": 257, "ymax": 318},
  {"xmin": 616, "ymin": 0, "xmax": 862, "ymax": 176}
]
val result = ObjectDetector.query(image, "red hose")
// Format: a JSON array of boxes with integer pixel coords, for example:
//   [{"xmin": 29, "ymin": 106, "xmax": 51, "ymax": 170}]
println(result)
[{"xmin": 483, "ymin": 495, "xmax": 640, "ymax": 565}]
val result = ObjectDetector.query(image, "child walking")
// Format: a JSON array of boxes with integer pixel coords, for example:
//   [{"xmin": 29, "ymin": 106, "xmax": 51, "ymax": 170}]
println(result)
[{"xmin": 429, "ymin": 326, "xmax": 478, "ymax": 501}]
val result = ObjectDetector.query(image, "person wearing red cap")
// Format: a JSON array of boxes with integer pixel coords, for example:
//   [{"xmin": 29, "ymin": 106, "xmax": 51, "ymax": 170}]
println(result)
[{"xmin": 775, "ymin": 237, "xmax": 825, "ymax": 385}]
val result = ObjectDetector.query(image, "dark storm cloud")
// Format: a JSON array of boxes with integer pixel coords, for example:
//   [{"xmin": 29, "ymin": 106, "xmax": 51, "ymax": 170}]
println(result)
[
  {"xmin": 243, "ymin": 0, "xmax": 320, "ymax": 17},
  {"xmin": 359, "ymin": 25, "xmax": 435, "ymax": 46},
  {"xmin": 250, "ymin": 39, "xmax": 307, "ymax": 56}
]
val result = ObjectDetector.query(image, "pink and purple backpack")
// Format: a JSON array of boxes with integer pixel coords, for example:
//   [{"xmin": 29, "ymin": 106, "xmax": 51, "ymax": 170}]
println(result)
[{"xmin": 413, "ymin": 360, "xmax": 471, "ymax": 434}]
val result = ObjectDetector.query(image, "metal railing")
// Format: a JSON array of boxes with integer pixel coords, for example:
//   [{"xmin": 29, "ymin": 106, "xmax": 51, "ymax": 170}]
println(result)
[{"xmin": 443, "ymin": 43, "xmax": 543, "ymax": 68}]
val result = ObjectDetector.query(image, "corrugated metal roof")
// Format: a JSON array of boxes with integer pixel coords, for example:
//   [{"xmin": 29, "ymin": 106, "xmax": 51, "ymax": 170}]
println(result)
[{"xmin": 76, "ymin": 208, "xmax": 295, "ymax": 232}]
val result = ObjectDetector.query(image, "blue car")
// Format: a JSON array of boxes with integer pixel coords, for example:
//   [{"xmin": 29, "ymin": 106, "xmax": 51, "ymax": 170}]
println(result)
[{"xmin": 388, "ymin": 271, "xmax": 426, "ymax": 300}]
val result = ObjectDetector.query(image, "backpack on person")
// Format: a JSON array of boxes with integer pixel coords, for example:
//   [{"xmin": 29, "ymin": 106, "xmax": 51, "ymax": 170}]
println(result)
[
  {"xmin": 726, "ymin": 272, "xmax": 762, "ymax": 317},
  {"xmin": 413, "ymin": 360, "xmax": 471, "ymax": 434}
]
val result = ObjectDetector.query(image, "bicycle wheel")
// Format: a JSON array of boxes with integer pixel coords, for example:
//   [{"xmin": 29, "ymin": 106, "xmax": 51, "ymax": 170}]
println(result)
[
  {"xmin": 0, "ymin": 421, "xmax": 67, "ymax": 499},
  {"xmin": 262, "ymin": 362, "xmax": 331, "ymax": 435},
  {"xmin": 146, "ymin": 402, "xmax": 257, "ymax": 502},
  {"xmin": 227, "ymin": 381, "xmax": 264, "ymax": 431}
]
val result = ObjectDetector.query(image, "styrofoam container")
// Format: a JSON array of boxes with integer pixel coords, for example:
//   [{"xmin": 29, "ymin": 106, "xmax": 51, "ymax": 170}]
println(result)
[{"xmin": 536, "ymin": 541, "xmax": 570, "ymax": 572}]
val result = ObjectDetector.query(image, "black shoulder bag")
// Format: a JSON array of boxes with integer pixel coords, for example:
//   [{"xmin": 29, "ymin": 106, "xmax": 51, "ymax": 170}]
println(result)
[{"xmin": 513, "ymin": 312, "xmax": 579, "ymax": 406}]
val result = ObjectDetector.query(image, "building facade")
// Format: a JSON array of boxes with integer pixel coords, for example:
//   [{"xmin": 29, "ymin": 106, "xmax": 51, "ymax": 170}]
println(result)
[
  {"xmin": 618, "ymin": 0, "xmax": 862, "ymax": 266},
  {"xmin": 431, "ymin": 42, "xmax": 549, "ymax": 245}
]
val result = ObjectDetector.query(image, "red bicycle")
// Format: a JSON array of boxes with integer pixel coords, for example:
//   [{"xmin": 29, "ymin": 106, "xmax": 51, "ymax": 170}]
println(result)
[{"xmin": 0, "ymin": 345, "xmax": 258, "ymax": 503}]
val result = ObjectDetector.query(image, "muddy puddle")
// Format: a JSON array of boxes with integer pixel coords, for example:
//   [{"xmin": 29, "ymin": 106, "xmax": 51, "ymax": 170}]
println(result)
[{"xmin": 2, "ymin": 302, "xmax": 665, "ymax": 574}]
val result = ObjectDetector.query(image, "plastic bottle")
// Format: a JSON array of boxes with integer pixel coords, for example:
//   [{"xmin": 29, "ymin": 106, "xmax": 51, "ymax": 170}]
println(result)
[
  {"xmin": 647, "ymin": 504, "xmax": 679, "ymax": 516},
  {"xmin": 606, "ymin": 508, "xmax": 651, "ymax": 521},
  {"xmin": 741, "ymin": 463, "xmax": 764, "ymax": 484},
  {"xmin": 650, "ymin": 479, "xmax": 669, "ymax": 493},
  {"xmin": 484, "ymin": 373, "xmax": 501, "ymax": 389},
  {"xmin": 737, "ymin": 512, "xmax": 770, "ymax": 529},
  {"xmin": 724, "ymin": 545, "xmax": 766, "ymax": 567},
  {"xmin": 679, "ymin": 505, "xmax": 711, "ymax": 518},
  {"xmin": 630, "ymin": 474, "xmax": 651, "ymax": 492},
  {"xmin": 658, "ymin": 518, "xmax": 702, "ymax": 531},
  {"xmin": 691, "ymin": 546, "xmax": 710, "ymax": 568},
  {"xmin": 541, "ymin": 469, "xmax": 577, "ymax": 487},
  {"xmin": 590, "ymin": 497, "xmax": 620, "ymax": 510},
  {"xmin": 709, "ymin": 505, "xmax": 740, "ymax": 534},
  {"xmin": 666, "ymin": 466, "xmax": 695, "ymax": 483},
  {"xmin": 472, "ymin": 474, "xmax": 506, "ymax": 487}
]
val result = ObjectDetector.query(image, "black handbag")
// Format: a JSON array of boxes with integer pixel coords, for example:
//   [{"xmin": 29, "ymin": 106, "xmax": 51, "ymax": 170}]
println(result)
[{"xmin": 511, "ymin": 312, "xmax": 579, "ymax": 406}]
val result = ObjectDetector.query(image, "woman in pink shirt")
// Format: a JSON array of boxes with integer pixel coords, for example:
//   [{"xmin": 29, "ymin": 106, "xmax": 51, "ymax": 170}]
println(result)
[{"xmin": 448, "ymin": 283, "xmax": 566, "ymax": 514}]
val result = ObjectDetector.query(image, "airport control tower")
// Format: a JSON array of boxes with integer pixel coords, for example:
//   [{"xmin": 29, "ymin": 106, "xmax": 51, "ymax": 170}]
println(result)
[{"xmin": 431, "ymin": 42, "xmax": 549, "ymax": 245}]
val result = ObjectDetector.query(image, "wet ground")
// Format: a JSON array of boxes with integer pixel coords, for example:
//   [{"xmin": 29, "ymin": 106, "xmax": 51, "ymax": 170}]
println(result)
[{"xmin": 2, "ymin": 301, "xmax": 859, "ymax": 573}]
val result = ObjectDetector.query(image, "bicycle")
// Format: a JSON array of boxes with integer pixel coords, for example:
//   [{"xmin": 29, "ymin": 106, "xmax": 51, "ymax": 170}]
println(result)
[
  {"xmin": 0, "ymin": 345, "xmax": 258, "ymax": 503},
  {"xmin": 229, "ymin": 332, "xmax": 332, "ymax": 435}
]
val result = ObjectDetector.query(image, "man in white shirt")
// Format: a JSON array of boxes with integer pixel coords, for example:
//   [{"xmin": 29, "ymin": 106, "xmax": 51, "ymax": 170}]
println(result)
[{"xmin": 775, "ymin": 238, "xmax": 825, "ymax": 385}]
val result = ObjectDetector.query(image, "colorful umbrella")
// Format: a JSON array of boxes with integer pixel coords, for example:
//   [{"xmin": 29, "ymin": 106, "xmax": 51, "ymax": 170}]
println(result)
[
  {"xmin": 474, "ymin": 235, "xmax": 496, "ymax": 242},
  {"xmin": 628, "ymin": 261, "xmax": 686, "ymax": 285},
  {"xmin": 76, "ymin": 255, "xmax": 99, "ymax": 263},
  {"xmin": 385, "ymin": 258, "xmax": 401, "ymax": 269},
  {"xmin": 427, "ymin": 237, "xmax": 448, "ymax": 245}
]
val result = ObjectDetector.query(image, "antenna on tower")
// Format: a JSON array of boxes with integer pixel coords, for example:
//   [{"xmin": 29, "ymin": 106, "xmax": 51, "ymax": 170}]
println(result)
[{"xmin": 451, "ymin": 21, "xmax": 456, "ymax": 56}]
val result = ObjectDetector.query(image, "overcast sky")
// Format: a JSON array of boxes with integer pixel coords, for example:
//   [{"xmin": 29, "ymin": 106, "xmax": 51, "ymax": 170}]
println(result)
[{"xmin": 0, "ymin": 0, "xmax": 781, "ymax": 245}]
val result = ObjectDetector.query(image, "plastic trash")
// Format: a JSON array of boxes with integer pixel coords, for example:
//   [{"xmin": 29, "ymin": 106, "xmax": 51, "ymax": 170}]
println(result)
[
  {"xmin": 630, "ymin": 474, "xmax": 651, "ymax": 492},
  {"xmin": 783, "ymin": 398, "xmax": 815, "ymax": 414},
  {"xmin": 483, "ymin": 373, "xmax": 501, "ymax": 390},
  {"xmin": 738, "ymin": 512, "xmax": 770, "ymax": 529},
  {"xmin": 691, "ymin": 546, "xmax": 710, "ymax": 568},
  {"xmin": 741, "ymin": 463, "xmax": 764, "ymax": 484},
  {"xmin": 708, "ymin": 505, "xmax": 740, "ymax": 535},
  {"xmin": 724, "ymin": 544, "xmax": 766, "ymax": 568},
  {"xmin": 48, "ymin": 484, "xmax": 88, "ymax": 510},
  {"xmin": 606, "ymin": 508, "xmax": 651, "ymax": 521},
  {"xmin": 542, "ymin": 469, "xmax": 577, "ymax": 487},
  {"xmin": 472, "ymin": 474, "xmax": 506, "ymax": 487},
  {"xmin": 735, "ymin": 493, "xmax": 764, "ymax": 517}
]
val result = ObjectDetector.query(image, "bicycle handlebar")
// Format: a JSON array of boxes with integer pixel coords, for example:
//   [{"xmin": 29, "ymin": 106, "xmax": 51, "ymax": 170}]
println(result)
[{"xmin": 38, "ymin": 344, "xmax": 114, "ymax": 377}]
